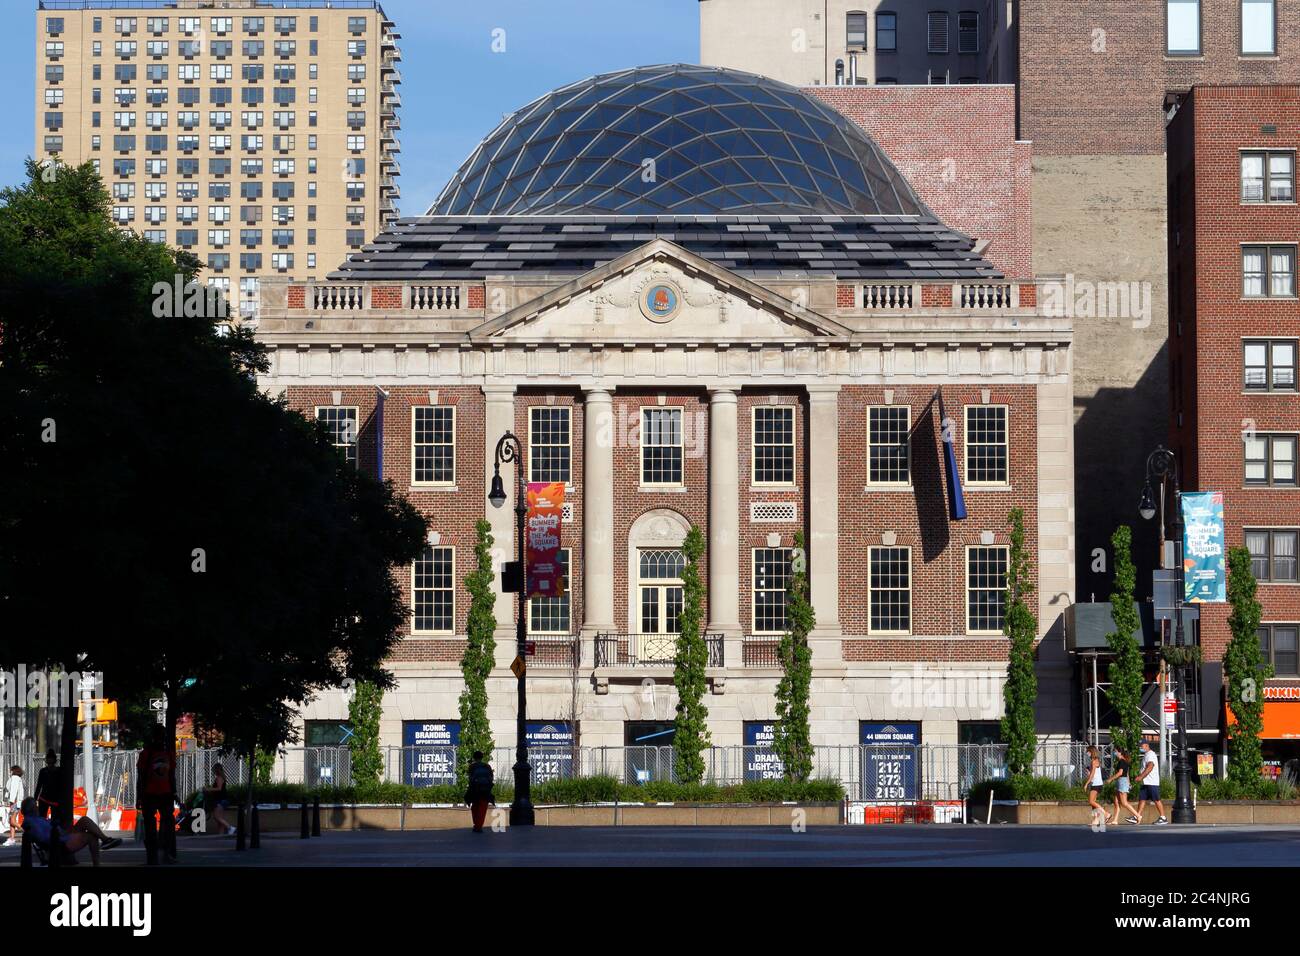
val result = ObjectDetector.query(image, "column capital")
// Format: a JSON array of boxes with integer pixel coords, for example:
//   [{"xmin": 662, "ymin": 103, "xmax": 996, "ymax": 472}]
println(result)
[
  {"xmin": 805, "ymin": 384, "xmax": 842, "ymax": 400},
  {"xmin": 707, "ymin": 386, "xmax": 738, "ymax": 403},
  {"xmin": 582, "ymin": 385, "xmax": 613, "ymax": 402},
  {"xmin": 482, "ymin": 384, "xmax": 517, "ymax": 400}
]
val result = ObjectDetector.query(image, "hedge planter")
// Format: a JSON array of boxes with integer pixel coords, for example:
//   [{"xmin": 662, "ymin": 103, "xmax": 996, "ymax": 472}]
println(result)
[
  {"xmin": 974, "ymin": 799, "xmax": 1300, "ymax": 825},
  {"xmin": 249, "ymin": 802, "xmax": 843, "ymax": 831}
]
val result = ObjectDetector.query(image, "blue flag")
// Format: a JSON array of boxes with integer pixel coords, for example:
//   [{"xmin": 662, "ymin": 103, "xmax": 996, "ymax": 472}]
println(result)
[{"xmin": 937, "ymin": 392, "xmax": 967, "ymax": 521}]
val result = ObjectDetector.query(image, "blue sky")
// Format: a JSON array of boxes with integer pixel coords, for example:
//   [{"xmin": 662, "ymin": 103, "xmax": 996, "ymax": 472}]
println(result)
[{"xmin": 0, "ymin": 0, "xmax": 700, "ymax": 213}]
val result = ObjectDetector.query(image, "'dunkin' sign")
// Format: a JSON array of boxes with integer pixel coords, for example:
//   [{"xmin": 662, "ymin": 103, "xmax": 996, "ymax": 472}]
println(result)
[
  {"xmin": 1182, "ymin": 491, "xmax": 1226, "ymax": 603},
  {"xmin": 525, "ymin": 720, "xmax": 575, "ymax": 783},
  {"xmin": 860, "ymin": 722, "xmax": 921, "ymax": 801},
  {"xmin": 402, "ymin": 720, "xmax": 460, "ymax": 787},
  {"xmin": 743, "ymin": 721, "xmax": 786, "ymax": 781}
]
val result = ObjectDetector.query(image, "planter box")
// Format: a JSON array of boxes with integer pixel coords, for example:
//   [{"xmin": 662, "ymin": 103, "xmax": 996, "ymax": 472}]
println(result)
[{"xmin": 973, "ymin": 799, "xmax": 1300, "ymax": 825}]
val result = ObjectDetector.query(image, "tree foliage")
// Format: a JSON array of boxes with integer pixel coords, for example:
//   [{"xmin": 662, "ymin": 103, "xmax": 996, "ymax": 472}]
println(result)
[
  {"xmin": 672, "ymin": 525, "xmax": 710, "ymax": 783},
  {"xmin": 0, "ymin": 160, "xmax": 426, "ymax": 816},
  {"xmin": 457, "ymin": 519, "xmax": 497, "ymax": 786},
  {"xmin": 1224, "ymin": 546, "xmax": 1268, "ymax": 785},
  {"xmin": 347, "ymin": 680, "xmax": 385, "ymax": 788},
  {"xmin": 773, "ymin": 532, "xmax": 814, "ymax": 783},
  {"xmin": 1105, "ymin": 525, "xmax": 1145, "ymax": 757},
  {"xmin": 1000, "ymin": 507, "xmax": 1039, "ymax": 775}
]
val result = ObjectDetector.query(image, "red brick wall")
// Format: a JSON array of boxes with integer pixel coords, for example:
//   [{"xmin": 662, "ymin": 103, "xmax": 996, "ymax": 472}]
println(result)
[
  {"xmin": 287, "ymin": 285, "xmax": 305, "ymax": 309},
  {"xmin": 370, "ymin": 286, "xmax": 402, "ymax": 309},
  {"xmin": 837, "ymin": 384, "xmax": 1039, "ymax": 660},
  {"xmin": 836, "ymin": 284, "xmax": 855, "ymax": 308},
  {"xmin": 809, "ymin": 85, "xmax": 1032, "ymax": 280},
  {"xmin": 467, "ymin": 285, "xmax": 486, "ymax": 310},
  {"xmin": 1170, "ymin": 85, "xmax": 1300, "ymax": 665},
  {"xmin": 921, "ymin": 285, "xmax": 953, "ymax": 309}
]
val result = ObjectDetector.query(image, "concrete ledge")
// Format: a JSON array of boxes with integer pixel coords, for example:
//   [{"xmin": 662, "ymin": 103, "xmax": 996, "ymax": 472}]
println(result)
[{"xmin": 975, "ymin": 800, "xmax": 1300, "ymax": 825}]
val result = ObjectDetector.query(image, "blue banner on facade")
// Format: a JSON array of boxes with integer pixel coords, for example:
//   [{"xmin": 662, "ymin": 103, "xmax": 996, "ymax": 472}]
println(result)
[
  {"xmin": 1182, "ymin": 491, "xmax": 1226, "ymax": 603},
  {"xmin": 743, "ymin": 721, "xmax": 786, "ymax": 781},
  {"xmin": 402, "ymin": 720, "xmax": 460, "ymax": 787},
  {"xmin": 525, "ymin": 720, "xmax": 576, "ymax": 784},
  {"xmin": 860, "ymin": 722, "xmax": 921, "ymax": 801}
]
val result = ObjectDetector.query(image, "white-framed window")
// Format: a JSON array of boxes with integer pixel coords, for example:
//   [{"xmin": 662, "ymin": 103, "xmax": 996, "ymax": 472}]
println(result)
[
  {"xmin": 412, "ymin": 546, "xmax": 454, "ymax": 634},
  {"xmin": 966, "ymin": 546, "xmax": 1008, "ymax": 634},
  {"xmin": 1245, "ymin": 433, "xmax": 1298, "ymax": 486},
  {"xmin": 927, "ymin": 11, "xmax": 949, "ymax": 53},
  {"xmin": 316, "ymin": 406, "xmax": 359, "ymax": 467},
  {"xmin": 528, "ymin": 549, "xmax": 571, "ymax": 635},
  {"xmin": 846, "ymin": 10, "xmax": 867, "ymax": 48},
  {"xmin": 868, "ymin": 546, "xmax": 911, "ymax": 635},
  {"xmin": 413, "ymin": 406, "xmax": 455, "ymax": 485},
  {"xmin": 347, "ymin": 134, "xmax": 366, "ymax": 152},
  {"xmin": 1245, "ymin": 528, "xmax": 1298, "ymax": 583},
  {"xmin": 1241, "ymin": 150, "xmax": 1293, "ymax": 203},
  {"xmin": 1243, "ymin": 245, "xmax": 1296, "ymax": 297},
  {"xmin": 1167, "ymin": 0, "xmax": 1201, "ymax": 55},
  {"xmin": 1244, "ymin": 339, "xmax": 1298, "ymax": 391},
  {"xmin": 965, "ymin": 405, "xmax": 1009, "ymax": 485},
  {"xmin": 868, "ymin": 405, "xmax": 911, "ymax": 485},
  {"xmin": 1241, "ymin": 0, "xmax": 1276, "ymax": 55},
  {"xmin": 208, "ymin": 229, "xmax": 230, "ymax": 247},
  {"xmin": 638, "ymin": 548, "xmax": 685, "ymax": 637},
  {"xmin": 529, "ymin": 406, "xmax": 571, "ymax": 484},
  {"xmin": 752, "ymin": 547, "xmax": 793, "ymax": 636},
  {"xmin": 752, "ymin": 405, "xmax": 795, "ymax": 486},
  {"xmin": 958, "ymin": 11, "xmax": 979, "ymax": 54},
  {"xmin": 640, "ymin": 407, "xmax": 683, "ymax": 486}
]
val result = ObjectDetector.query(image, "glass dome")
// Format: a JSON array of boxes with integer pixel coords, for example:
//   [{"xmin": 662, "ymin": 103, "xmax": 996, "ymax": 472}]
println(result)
[{"xmin": 429, "ymin": 64, "xmax": 929, "ymax": 218}]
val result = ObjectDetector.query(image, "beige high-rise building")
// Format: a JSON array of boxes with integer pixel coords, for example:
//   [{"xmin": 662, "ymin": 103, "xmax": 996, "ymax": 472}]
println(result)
[{"xmin": 35, "ymin": 0, "xmax": 401, "ymax": 321}]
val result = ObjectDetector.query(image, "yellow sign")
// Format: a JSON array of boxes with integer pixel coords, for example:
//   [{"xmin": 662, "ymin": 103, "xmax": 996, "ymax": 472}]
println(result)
[
  {"xmin": 510, "ymin": 656, "xmax": 527, "ymax": 679},
  {"xmin": 76, "ymin": 699, "xmax": 118, "ymax": 724}
]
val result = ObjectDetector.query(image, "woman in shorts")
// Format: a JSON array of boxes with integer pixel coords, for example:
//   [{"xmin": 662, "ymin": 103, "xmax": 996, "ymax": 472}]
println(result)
[
  {"xmin": 1084, "ymin": 745, "xmax": 1106, "ymax": 831},
  {"xmin": 1105, "ymin": 747, "xmax": 1138, "ymax": 825}
]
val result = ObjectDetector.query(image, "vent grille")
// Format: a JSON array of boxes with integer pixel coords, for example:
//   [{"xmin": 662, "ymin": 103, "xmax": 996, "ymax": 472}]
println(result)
[
  {"xmin": 750, "ymin": 501, "xmax": 797, "ymax": 523},
  {"xmin": 562, "ymin": 502, "xmax": 574, "ymax": 523}
]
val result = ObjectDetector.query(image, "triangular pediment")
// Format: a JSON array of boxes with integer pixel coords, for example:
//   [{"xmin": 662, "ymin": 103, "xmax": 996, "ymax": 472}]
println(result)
[{"xmin": 468, "ymin": 239, "xmax": 850, "ymax": 342}]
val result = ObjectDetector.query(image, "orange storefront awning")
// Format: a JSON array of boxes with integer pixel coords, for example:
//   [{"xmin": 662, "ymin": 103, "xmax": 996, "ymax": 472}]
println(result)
[{"xmin": 1227, "ymin": 690, "xmax": 1300, "ymax": 739}]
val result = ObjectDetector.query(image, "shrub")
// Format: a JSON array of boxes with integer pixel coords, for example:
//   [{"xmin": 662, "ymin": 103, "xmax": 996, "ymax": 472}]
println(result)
[
  {"xmin": 968, "ymin": 775, "xmax": 1070, "ymax": 803},
  {"xmin": 1197, "ymin": 777, "xmax": 1298, "ymax": 801}
]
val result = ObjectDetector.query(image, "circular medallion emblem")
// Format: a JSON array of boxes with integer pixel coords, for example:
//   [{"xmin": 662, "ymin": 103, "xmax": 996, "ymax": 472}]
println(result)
[{"xmin": 640, "ymin": 281, "xmax": 683, "ymax": 323}]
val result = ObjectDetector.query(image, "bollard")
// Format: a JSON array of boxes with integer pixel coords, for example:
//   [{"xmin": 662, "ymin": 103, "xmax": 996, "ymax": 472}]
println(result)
[
  {"xmin": 250, "ymin": 804, "xmax": 260, "ymax": 849},
  {"xmin": 300, "ymin": 800, "xmax": 310, "ymax": 839},
  {"xmin": 235, "ymin": 803, "xmax": 246, "ymax": 851},
  {"xmin": 311, "ymin": 794, "xmax": 320, "ymax": 837}
]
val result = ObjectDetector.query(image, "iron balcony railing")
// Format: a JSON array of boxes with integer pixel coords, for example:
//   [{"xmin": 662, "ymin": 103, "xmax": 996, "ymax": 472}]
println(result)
[{"xmin": 594, "ymin": 632, "xmax": 724, "ymax": 668}]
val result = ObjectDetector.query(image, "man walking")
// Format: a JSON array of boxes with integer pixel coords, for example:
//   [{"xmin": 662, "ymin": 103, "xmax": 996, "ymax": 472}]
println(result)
[
  {"xmin": 137, "ymin": 725, "xmax": 178, "ymax": 864},
  {"xmin": 1133, "ymin": 738, "xmax": 1168, "ymax": 825},
  {"xmin": 33, "ymin": 751, "xmax": 65, "ymax": 824},
  {"xmin": 464, "ymin": 751, "xmax": 495, "ymax": 833}
]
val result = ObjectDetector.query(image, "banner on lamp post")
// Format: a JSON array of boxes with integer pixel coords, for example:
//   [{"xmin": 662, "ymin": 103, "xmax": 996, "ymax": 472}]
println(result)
[
  {"xmin": 525, "ymin": 481, "xmax": 565, "ymax": 600},
  {"xmin": 1181, "ymin": 491, "xmax": 1226, "ymax": 603}
]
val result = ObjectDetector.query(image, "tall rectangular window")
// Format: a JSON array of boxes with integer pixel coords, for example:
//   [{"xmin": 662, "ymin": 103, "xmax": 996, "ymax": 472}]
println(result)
[
  {"xmin": 529, "ymin": 407, "xmax": 571, "ymax": 483},
  {"xmin": 1167, "ymin": 0, "xmax": 1201, "ymax": 54},
  {"xmin": 928, "ymin": 12, "xmax": 949, "ymax": 53},
  {"xmin": 1245, "ymin": 529, "xmax": 1298, "ymax": 583},
  {"xmin": 1243, "ymin": 245, "xmax": 1296, "ymax": 297},
  {"xmin": 846, "ymin": 11, "xmax": 867, "ymax": 49},
  {"xmin": 753, "ymin": 548, "xmax": 793, "ymax": 635},
  {"xmin": 868, "ymin": 406, "xmax": 910, "ymax": 485},
  {"xmin": 412, "ymin": 406, "xmax": 455, "ymax": 485},
  {"xmin": 529, "ymin": 550, "xmax": 570, "ymax": 634},
  {"xmin": 1241, "ymin": 151, "xmax": 1294, "ymax": 203},
  {"xmin": 1259, "ymin": 624, "xmax": 1299, "ymax": 676},
  {"xmin": 868, "ymin": 547, "xmax": 911, "ymax": 634},
  {"xmin": 413, "ymin": 547, "xmax": 454, "ymax": 634},
  {"xmin": 641, "ymin": 408, "xmax": 683, "ymax": 486},
  {"xmin": 965, "ymin": 405, "xmax": 1009, "ymax": 484},
  {"xmin": 1241, "ymin": 0, "xmax": 1276, "ymax": 55},
  {"xmin": 752, "ymin": 406, "xmax": 795, "ymax": 485},
  {"xmin": 1245, "ymin": 433, "xmax": 1298, "ymax": 486},
  {"xmin": 958, "ymin": 12, "xmax": 979, "ymax": 54},
  {"xmin": 967, "ymin": 546, "xmax": 1008, "ymax": 634},
  {"xmin": 315, "ymin": 407, "xmax": 358, "ymax": 467},
  {"xmin": 876, "ymin": 12, "xmax": 897, "ymax": 52},
  {"xmin": 1244, "ymin": 339, "xmax": 1297, "ymax": 391}
]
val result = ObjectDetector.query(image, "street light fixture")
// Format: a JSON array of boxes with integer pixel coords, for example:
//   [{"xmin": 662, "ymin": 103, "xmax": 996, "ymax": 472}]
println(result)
[
  {"xmin": 490, "ymin": 430, "xmax": 535, "ymax": 826},
  {"xmin": 1139, "ymin": 445, "xmax": 1196, "ymax": 824}
]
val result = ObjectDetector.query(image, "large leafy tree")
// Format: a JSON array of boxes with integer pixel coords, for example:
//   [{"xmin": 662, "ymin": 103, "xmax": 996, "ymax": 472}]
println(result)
[
  {"xmin": 347, "ymin": 680, "xmax": 385, "ymax": 789},
  {"xmin": 457, "ymin": 519, "xmax": 497, "ymax": 786},
  {"xmin": 1000, "ymin": 507, "xmax": 1038, "ymax": 775},
  {"xmin": 0, "ymin": 160, "xmax": 426, "ymax": 820},
  {"xmin": 1224, "ymin": 546, "xmax": 1268, "ymax": 785},
  {"xmin": 773, "ymin": 532, "xmax": 814, "ymax": 783},
  {"xmin": 672, "ymin": 525, "xmax": 710, "ymax": 784},
  {"xmin": 1105, "ymin": 525, "xmax": 1145, "ymax": 757}
]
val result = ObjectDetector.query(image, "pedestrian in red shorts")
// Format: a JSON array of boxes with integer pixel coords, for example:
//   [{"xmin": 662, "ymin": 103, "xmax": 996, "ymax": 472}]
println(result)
[{"xmin": 464, "ymin": 752, "xmax": 495, "ymax": 832}]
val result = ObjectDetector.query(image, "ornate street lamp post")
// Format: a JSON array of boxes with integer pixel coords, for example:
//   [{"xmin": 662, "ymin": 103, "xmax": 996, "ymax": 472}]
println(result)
[
  {"xmin": 489, "ymin": 431, "xmax": 535, "ymax": 826},
  {"xmin": 1138, "ymin": 446, "xmax": 1196, "ymax": 824}
]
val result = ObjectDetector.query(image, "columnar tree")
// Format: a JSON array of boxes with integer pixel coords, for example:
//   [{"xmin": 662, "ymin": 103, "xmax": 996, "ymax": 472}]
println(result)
[
  {"xmin": 457, "ymin": 519, "xmax": 497, "ymax": 786},
  {"xmin": 673, "ymin": 525, "xmax": 711, "ymax": 784},
  {"xmin": 347, "ymin": 680, "xmax": 385, "ymax": 788},
  {"xmin": 1001, "ymin": 507, "xmax": 1039, "ymax": 775},
  {"xmin": 773, "ymin": 532, "xmax": 814, "ymax": 783},
  {"xmin": 1224, "ymin": 545, "xmax": 1268, "ymax": 785},
  {"xmin": 1105, "ymin": 525, "xmax": 1145, "ymax": 757}
]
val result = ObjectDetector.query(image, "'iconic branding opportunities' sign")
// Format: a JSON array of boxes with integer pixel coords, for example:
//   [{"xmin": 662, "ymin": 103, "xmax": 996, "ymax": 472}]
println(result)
[
  {"xmin": 1181, "ymin": 491, "xmax": 1226, "ymax": 603},
  {"xmin": 402, "ymin": 721, "xmax": 460, "ymax": 787},
  {"xmin": 526, "ymin": 481, "xmax": 565, "ymax": 600},
  {"xmin": 743, "ymin": 721, "xmax": 786, "ymax": 782}
]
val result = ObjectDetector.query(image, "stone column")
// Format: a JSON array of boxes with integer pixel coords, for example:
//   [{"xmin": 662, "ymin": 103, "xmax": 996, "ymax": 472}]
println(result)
[
  {"xmin": 483, "ymin": 385, "xmax": 517, "ymax": 666},
  {"xmin": 806, "ymin": 385, "xmax": 843, "ymax": 665},
  {"xmin": 582, "ymin": 387, "xmax": 615, "ymax": 642},
  {"xmin": 707, "ymin": 388, "xmax": 742, "ymax": 667}
]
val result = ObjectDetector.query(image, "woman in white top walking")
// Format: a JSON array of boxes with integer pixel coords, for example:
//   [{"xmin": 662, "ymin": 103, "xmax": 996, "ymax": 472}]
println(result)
[
  {"xmin": 1084, "ymin": 746, "xmax": 1106, "ymax": 831},
  {"xmin": 3, "ymin": 766, "xmax": 25, "ymax": 846}
]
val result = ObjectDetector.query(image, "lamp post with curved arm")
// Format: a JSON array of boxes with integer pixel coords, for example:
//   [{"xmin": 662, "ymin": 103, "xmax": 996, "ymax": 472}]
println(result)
[
  {"xmin": 1138, "ymin": 446, "xmax": 1196, "ymax": 824},
  {"xmin": 489, "ymin": 430, "xmax": 534, "ymax": 826}
]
